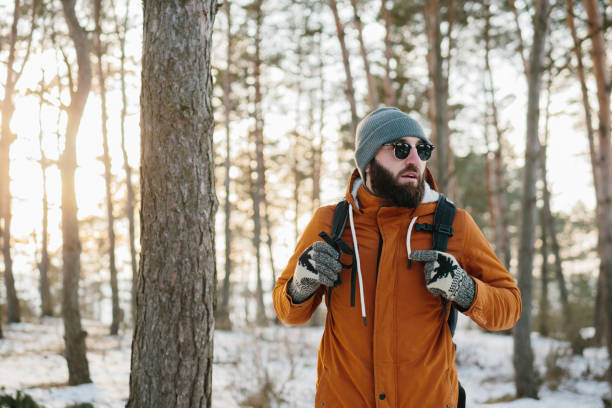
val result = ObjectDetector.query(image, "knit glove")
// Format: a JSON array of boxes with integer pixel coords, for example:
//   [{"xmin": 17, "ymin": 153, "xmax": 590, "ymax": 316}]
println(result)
[
  {"xmin": 288, "ymin": 241, "xmax": 341, "ymax": 303},
  {"xmin": 409, "ymin": 250, "xmax": 475, "ymax": 310}
]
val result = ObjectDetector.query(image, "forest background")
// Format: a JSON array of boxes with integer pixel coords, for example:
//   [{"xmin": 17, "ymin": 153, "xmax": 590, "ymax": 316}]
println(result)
[{"xmin": 0, "ymin": 0, "xmax": 611, "ymax": 406}]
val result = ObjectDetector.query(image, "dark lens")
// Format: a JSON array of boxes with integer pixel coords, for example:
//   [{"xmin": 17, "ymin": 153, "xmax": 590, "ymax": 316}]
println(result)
[
  {"xmin": 393, "ymin": 143, "xmax": 411, "ymax": 159},
  {"xmin": 416, "ymin": 144, "xmax": 434, "ymax": 161}
]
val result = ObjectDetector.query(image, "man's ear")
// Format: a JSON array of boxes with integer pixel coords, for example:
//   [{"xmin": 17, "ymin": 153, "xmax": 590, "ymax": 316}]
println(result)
[{"xmin": 364, "ymin": 163, "xmax": 371, "ymax": 186}]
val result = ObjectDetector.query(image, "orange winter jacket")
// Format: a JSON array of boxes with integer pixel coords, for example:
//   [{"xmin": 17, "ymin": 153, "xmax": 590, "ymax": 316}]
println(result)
[{"xmin": 273, "ymin": 169, "xmax": 522, "ymax": 408}]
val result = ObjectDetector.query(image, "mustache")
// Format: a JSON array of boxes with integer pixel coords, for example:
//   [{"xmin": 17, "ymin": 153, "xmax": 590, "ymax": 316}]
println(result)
[{"xmin": 399, "ymin": 165, "xmax": 420, "ymax": 177}]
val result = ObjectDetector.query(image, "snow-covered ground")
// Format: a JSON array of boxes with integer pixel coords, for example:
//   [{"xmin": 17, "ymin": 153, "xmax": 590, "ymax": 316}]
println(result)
[{"xmin": 0, "ymin": 316, "xmax": 608, "ymax": 407}]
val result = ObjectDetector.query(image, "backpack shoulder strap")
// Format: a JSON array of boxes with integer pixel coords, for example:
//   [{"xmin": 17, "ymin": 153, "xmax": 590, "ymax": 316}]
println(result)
[
  {"xmin": 330, "ymin": 200, "xmax": 350, "ymax": 242},
  {"xmin": 432, "ymin": 194, "xmax": 456, "ymax": 252},
  {"xmin": 432, "ymin": 194, "xmax": 459, "ymax": 336},
  {"xmin": 319, "ymin": 200, "xmax": 353, "ymax": 257}
]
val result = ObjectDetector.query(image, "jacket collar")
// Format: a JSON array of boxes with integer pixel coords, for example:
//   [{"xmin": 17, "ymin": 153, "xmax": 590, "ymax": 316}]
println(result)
[{"xmin": 345, "ymin": 168, "xmax": 440, "ymax": 215}]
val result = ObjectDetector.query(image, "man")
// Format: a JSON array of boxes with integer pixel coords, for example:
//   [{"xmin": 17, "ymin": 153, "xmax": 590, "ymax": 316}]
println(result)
[{"xmin": 273, "ymin": 107, "xmax": 521, "ymax": 407}]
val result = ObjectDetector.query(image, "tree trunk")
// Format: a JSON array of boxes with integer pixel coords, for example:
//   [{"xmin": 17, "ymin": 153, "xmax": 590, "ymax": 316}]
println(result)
[
  {"xmin": 484, "ymin": 0, "xmax": 511, "ymax": 269},
  {"xmin": 37, "ymin": 72, "xmax": 53, "ymax": 317},
  {"xmin": 539, "ymin": 207, "xmax": 549, "ymax": 337},
  {"xmin": 217, "ymin": 0, "xmax": 233, "ymax": 331},
  {"xmin": 541, "ymin": 133, "xmax": 574, "ymax": 348},
  {"xmin": 541, "ymin": 83, "xmax": 575, "ymax": 344},
  {"xmin": 127, "ymin": 0, "xmax": 218, "ymax": 406},
  {"xmin": 115, "ymin": 0, "xmax": 137, "ymax": 327},
  {"xmin": 60, "ymin": 0, "xmax": 92, "ymax": 386},
  {"xmin": 252, "ymin": 0, "xmax": 267, "ymax": 326},
  {"xmin": 582, "ymin": 0, "xmax": 612, "ymax": 377},
  {"xmin": 328, "ymin": 0, "xmax": 359, "ymax": 147},
  {"xmin": 513, "ymin": 0, "xmax": 549, "ymax": 399},
  {"xmin": 508, "ymin": 0, "xmax": 528, "ymax": 75},
  {"xmin": 381, "ymin": 0, "xmax": 395, "ymax": 106},
  {"xmin": 94, "ymin": 0, "xmax": 121, "ymax": 336},
  {"xmin": 350, "ymin": 0, "xmax": 377, "ymax": 110},
  {"xmin": 312, "ymin": 31, "xmax": 324, "ymax": 210},
  {"xmin": 566, "ymin": 0, "xmax": 603, "ymax": 344},
  {"xmin": 1, "ymin": 0, "xmax": 23, "ymax": 324},
  {"xmin": 424, "ymin": 0, "xmax": 449, "ymax": 194}
]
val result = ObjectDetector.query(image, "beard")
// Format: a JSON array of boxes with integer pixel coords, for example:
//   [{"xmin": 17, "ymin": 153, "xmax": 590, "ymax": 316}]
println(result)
[{"xmin": 368, "ymin": 159, "xmax": 425, "ymax": 208}]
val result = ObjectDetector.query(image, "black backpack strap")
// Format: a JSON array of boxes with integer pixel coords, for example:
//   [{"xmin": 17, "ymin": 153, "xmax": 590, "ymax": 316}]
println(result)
[
  {"xmin": 318, "ymin": 200, "xmax": 356, "ymax": 306},
  {"xmin": 319, "ymin": 200, "xmax": 353, "ymax": 267},
  {"xmin": 432, "ymin": 194, "xmax": 459, "ymax": 337},
  {"xmin": 433, "ymin": 195, "xmax": 464, "ymax": 402},
  {"xmin": 433, "ymin": 194, "xmax": 456, "ymax": 252}
]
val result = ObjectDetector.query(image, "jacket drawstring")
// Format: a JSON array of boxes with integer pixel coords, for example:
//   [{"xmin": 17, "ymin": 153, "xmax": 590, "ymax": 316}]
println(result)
[
  {"xmin": 406, "ymin": 216, "xmax": 419, "ymax": 268},
  {"xmin": 348, "ymin": 205, "xmax": 367, "ymax": 326}
]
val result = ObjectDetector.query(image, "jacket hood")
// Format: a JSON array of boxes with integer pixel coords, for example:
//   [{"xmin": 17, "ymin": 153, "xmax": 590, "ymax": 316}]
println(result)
[{"xmin": 344, "ymin": 167, "xmax": 440, "ymax": 212}]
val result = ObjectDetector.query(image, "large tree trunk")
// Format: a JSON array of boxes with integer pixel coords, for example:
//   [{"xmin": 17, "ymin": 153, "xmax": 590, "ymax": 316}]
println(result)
[
  {"xmin": 328, "ymin": 0, "xmax": 359, "ymax": 147},
  {"xmin": 217, "ymin": 0, "xmax": 233, "ymax": 331},
  {"xmin": 94, "ymin": 0, "xmax": 121, "ymax": 336},
  {"xmin": 350, "ymin": 0, "xmax": 377, "ymax": 110},
  {"xmin": 1, "ymin": 0, "xmax": 23, "ymax": 324},
  {"xmin": 513, "ymin": 0, "xmax": 549, "ymax": 399},
  {"xmin": 37, "ymin": 73, "xmax": 53, "ymax": 317},
  {"xmin": 381, "ymin": 0, "xmax": 395, "ymax": 106},
  {"xmin": 60, "ymin": 0, "xmax": 92, "ymax": 386},
  {"xmin": 582, "ymin": 0, "xmax": 612, "ymax": 378},
  {"xmin": 115, "ymin": 0, "xmax": 137, "ymax": 327},
  {"xmin": 127, "ymin": 0, "xmax": 218, "ymax": 406},
  {"xmin": 252, "ymin": 0, "xmax": 267, "ymax": 326}
]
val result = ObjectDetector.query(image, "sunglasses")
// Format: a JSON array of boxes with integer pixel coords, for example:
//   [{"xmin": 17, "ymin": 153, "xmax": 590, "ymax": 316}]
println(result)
[{"xmin": 383, "ymin": 142, "xmax": 435, "ymax": 161}]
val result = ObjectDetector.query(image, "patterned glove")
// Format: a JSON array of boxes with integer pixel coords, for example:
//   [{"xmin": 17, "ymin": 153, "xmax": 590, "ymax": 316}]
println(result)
[
  {"xmin": 288, "ymin": 241, "xmax": 341, "ymax": 303},
  {"xmin": 409, "ymin": 250, "xmax": 475, "ymax": 310}
]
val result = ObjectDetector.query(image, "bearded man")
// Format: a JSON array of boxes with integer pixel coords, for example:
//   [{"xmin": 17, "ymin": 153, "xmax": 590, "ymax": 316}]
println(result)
[{"xmin": 273, "ymin": 107, "xmax": 522, "ymax": 408}]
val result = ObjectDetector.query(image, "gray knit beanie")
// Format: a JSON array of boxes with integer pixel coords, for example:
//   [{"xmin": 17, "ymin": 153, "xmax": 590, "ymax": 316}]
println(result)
[{"xmin": 354, "ymin": 107, "xmax": 431, "ymax": 180}]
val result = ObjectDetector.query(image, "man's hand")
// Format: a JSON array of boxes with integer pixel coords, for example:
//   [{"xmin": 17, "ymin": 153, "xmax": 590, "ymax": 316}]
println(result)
[
  {"xmin": 409, "ymin": 250, "xmax": 475, "ymax": 310},
  {"xmin": 288, "ymin": 241, "xmax": 342, "ymax": 303}
]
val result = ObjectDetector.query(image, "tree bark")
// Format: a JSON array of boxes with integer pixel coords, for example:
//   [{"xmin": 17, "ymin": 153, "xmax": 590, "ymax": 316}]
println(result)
[
  {"xmin": 127, "ymin": 0, "xmax": 218, "ymax": 406},
  {"xmin": 582, "ymin": 0, "xmax": 612, "ymax": 377},
  {"xmin": 217, "ymin": 0, "xmax": 233, "ymax": 331},
  {"xmin": 381, "ymin": 0, "xmax": 395, "ymax": 106},
  {"xmin": 60, "ymin": 0, "xmax": 92, "ymax": 385},
  {"xmin": 1, "ymin": 0, "xmax": 23, "ymax": 324},
  {"xmin": 94, "ymin": 0, "xmax": 121, "ymax": 336},
  {"xmin": 350, "ymin": 0, "xmax": 377, "ymax": 110},
  {"xmin": 252, "ymin": 0, "xmax": 267, "ymax": 326},
  {"xmin": 328, "ymin": 0, "xmax": 359, "ymax": 146},
  {"xmin": 513, "ymin": 0, "xmax": 549, "ymax": 399}
]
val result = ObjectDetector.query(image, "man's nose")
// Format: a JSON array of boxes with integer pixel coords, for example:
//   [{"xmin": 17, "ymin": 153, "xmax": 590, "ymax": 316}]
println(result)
[{"xmin": 403, "ymin": 145, "xmax": 422, "ymax": 164}]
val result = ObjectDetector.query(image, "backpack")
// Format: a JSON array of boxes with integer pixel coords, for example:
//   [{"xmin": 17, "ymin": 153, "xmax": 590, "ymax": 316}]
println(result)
[{"xmin": 319, "ymin": 194, "xmax": 466, "ymax": 407}]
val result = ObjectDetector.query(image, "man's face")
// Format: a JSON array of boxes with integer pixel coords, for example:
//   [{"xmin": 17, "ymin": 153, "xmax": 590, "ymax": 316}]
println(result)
[{"xmin": 365, "ymin": 136, "xmax": 429, "ymax": 207}]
